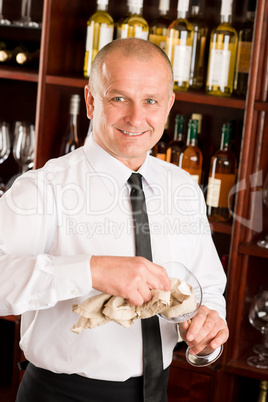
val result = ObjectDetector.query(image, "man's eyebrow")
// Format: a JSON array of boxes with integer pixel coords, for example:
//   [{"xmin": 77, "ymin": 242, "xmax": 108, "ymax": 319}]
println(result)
[{"xmin": 107, "ymin": 89, "xmax": 161, "ymax": 99}]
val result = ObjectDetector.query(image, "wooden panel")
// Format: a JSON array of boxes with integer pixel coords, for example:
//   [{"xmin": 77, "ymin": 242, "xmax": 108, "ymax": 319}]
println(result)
[{"xmin": 167, "ymin": 365, "xmax": 211, "ymax": 402}]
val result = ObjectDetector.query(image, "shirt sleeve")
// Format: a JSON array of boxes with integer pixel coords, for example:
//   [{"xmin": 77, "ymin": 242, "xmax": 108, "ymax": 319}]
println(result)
[{"xmin": 0, "ymin": 172, "xmax": 92, "ymax": 316}]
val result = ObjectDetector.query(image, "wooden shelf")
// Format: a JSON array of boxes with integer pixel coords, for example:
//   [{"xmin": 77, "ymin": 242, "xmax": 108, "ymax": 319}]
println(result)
[
  {"xmin": 175, "ymin": 90, "xmax": 246, "ymax": 109},
  {"xmin": 239, "ymin": 241, "xmax": 268, "ymax": 258},
  {"xmin": 209, "ymin": 220, "xmax": 233, "ymax": 235},
  {"xmin": 225, "ymin": 357, "xmax": 268, "ymax": 381},
  {"xmin": 0, "ymin": 66, "xmax": 39, "ymax": 82},
  {"xmin": 255, "ymin": 101, "xmax": 268, "ymax": 112},
  {"xmin": 46, "ymin": 74, "xmax": 87, "ymax": 88}
]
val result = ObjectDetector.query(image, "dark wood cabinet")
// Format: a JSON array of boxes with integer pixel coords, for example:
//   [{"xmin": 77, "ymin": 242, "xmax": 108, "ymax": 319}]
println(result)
[{"xmin": 0, "ymin": 0, "xmax": 267, "ymax": 400}]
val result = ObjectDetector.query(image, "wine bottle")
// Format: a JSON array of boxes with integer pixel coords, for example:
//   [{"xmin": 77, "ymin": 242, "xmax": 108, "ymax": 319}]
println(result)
[
  {"xmin": 116, "ymin": 0, "xmax": 132, "ymax": 39},
  {"xmin": 165, "ymin": 114, "xmax": 185, "ymax": 165},
  {"xmin": 206, "ymin": 122, "xmax": 237, "ymax": 222},
  {"xmin": 179, "ymin": 119, "xmax": 203, "ymax": 185},
  {"xmin": 0, "ymin": 46, "xmax": 27, "ymax": 63},
  {"xmin": 16, "ymin": 49, "xmax": 40, "ymax": 65},
  {"xmin": 152, "ymin": 120, "xmax": 169, "ymax": 160},
  {"xmin": 167, "ymin": 0, "xmax": 194, "ymax": 91},
  {"xmin": 206, "ymin": 0, "xmax": 238, "ymax": 97},
  {"xmin": 233, "ymin": 0, "xmax": 256, "ymax": 97},
  {"xmin": 149, "ymin": 0, "xmax": 172, "ymax": 52},
  {"xmin": 83, "ymin": 0, "xmax": 114, "ymax": 78},
  {"xmin": 117, "ymin": 0, "xmax": 149, "ymax": 40},
  {"xmin": 59, "ymin": 94, "xmax": 81, "ymax": 156},
  {"xmin": 188, "ymin": 0, "xmax": 208, "ymax": 89}
]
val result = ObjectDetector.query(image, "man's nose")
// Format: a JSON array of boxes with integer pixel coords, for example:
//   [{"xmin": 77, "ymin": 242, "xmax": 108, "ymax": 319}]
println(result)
[{"xmin": 125, "ymin": 103, "xmax": 145, "ymax": 127}]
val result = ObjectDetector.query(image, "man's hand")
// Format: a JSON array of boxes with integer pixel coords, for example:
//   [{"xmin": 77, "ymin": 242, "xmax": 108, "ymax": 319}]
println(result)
[
  {"xmin": 90, "ymin": 255, "xmax": 171, "ymax": 306},
  {"xmin": 179, "ymin": 305, "xmax": 229, "ymax": 356}
]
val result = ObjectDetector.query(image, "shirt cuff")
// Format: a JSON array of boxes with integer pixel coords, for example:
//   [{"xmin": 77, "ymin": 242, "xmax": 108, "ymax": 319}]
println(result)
[{"xmin": 51, "ymin": 255, "xmax": 92, "ymax": 301}]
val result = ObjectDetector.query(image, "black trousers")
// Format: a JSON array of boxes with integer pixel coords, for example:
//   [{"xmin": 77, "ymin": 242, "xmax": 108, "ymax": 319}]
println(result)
[{"xmin": 16, "ymin": 363, "xmax": 170, "ymax": 402}]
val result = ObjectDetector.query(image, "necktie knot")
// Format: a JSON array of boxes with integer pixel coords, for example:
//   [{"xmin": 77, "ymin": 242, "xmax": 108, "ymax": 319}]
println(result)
[{"xmin": 128, "ymin": 173, "xmax": 143, "ymax": 191}]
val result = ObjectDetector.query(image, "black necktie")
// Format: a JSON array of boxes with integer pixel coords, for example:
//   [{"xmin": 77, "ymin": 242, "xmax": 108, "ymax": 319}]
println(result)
[{"xmin": 128, "ymin": 173, "xmax": 165, "ymax": 402}]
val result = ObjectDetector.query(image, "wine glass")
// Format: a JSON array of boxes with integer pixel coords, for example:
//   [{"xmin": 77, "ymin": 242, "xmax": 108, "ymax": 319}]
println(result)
[
  {"xmin": 257, "ymin": 173, "xmax": 268, "ymax": 249},
  {"xmin": 247, "ymin": 290, "xmax": 268, "ymax": 369},
  {"xmin": 13, "ymin": 0, "xmax": 40, "ymax": 28},
  {"xmin": 0, "ymin": 121, "xmax": 10, "ymax": 164},
  {"xmin": 0, "ymin": 0, "xmax": 10, "ymax": 25},
  {"xmin": 13, "ymin": 122, "xmax": 35, "ymax": 174},
  {"xmin": 157, "ymin": 262, "xmax": 223, "ymax": 367}
]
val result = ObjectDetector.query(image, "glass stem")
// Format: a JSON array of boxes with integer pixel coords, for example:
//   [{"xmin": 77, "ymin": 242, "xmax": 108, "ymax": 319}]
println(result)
[
  {"xmin": 26, "ymin": 0, "xmax": 31, "ymax": 20},
  {"xmin": 22, "ymin": 165, "xmax": 28, "ymax": 174},
  {"xmin": 263, "ymin": 329, "xmax": 268, "ymax": 350}
]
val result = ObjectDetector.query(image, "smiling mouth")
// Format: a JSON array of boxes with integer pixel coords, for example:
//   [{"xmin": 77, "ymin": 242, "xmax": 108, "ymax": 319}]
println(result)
[{"xmin": 118, "ymin": 129, "xmax": 145, "ymax": 136}]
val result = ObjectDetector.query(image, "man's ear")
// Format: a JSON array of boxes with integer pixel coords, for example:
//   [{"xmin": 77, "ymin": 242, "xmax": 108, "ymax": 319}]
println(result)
[{"xmin": 84, "ymin": 85, "xmax": 94, "ymax": 119}]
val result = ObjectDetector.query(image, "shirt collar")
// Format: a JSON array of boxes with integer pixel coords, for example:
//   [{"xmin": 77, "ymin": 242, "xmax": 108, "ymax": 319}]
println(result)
[{"xmin": 83, "ymin": 134, "xmax": 155, "ymax": 195}]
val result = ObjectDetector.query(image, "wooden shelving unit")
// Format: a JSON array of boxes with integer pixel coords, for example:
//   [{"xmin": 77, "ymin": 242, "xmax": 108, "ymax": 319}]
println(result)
[{"xmin": 0, "ymin": 0, "xmax": 267, "ymax": 401}]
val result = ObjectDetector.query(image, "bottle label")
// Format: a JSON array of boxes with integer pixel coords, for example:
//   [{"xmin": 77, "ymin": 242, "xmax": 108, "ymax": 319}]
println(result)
[
  {"xmin": 134, "ymin": 26, "xmax": 149, "ymax": 40},
  {"xmin": 190, "ymin": 174, "xmax": 200, "ymax": 184},
  {"xmin": 85, "ymin": 23, "xmax": 94, "ymax": 76},
  {"xmin": 207, "ymin": 174, "xmax": 236, "ymax": 207},
  {"xmin": 183, "ymin": 168, "xmax": 201, "ymax": 185},
  {"xmin": 236, "ymin": 41, "xmax": 252, "ymax": 73},
  {"xmin": 85, "ymin": 22, "xmax": 113, "ymax": 76},
  {"xmin": 207, "ymin": 49, "xmax": 231, "ymax": 87},
  {"xmin": 173, "ymin": 45, "xmax": 192, "ymax": 82},
  {"xmin": 98, "ymin": 24, "xmax": 114, "ymax": 50},
  {"xmin": 117, "ymin": 24, "xmax": 129, "ymax": 39}
]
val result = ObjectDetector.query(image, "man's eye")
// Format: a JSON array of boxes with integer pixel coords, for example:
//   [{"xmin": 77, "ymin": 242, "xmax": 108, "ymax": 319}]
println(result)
[
  {"xmin": 146, "ymin": 99, "xmax": 156, "ymax": 105},
  {"xmin": 113, "ymin": 96, "xmax": 125, "ymax": 102}
]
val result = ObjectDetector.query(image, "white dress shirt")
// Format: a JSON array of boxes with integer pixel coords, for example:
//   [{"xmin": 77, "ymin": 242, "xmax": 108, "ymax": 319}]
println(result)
[{"xmin": 0, "ymin": 134, "xmax": 226, "ymax": 381}]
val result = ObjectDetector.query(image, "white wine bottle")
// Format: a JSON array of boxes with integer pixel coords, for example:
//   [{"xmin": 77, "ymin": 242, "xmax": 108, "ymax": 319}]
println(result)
[
  {"xmin": 149, "ymin": 0, "xmax": 171, "ymax": 52},
  {"xmin": 234, "ymin": 0, "xmax": 256, "ymax": 96},
  {"xmin": 83, "ymin": 0, "xmax": 114, "ymax": 78},
  {"xmin": 188, "ymin": 0, "xmax": 208, "ymax": 89},
  {"xmin": 116, "ymin": 0, "xmax": 132, "ymax": 39},
  {"xmin": 59, "ymin": 94, "xmax": 81, "ymax": 156},
  {"xmin": 206, "ymin": 0, "xmax": 238, "ymax": 97},
  {"xmin": 167, "ymin": 0, "xmax": 194, "ymax": 91},
  {"xmin": 117, "ymin": 0, "xmax": 149, "ymax": 40},
  {"xmin": 206, "ymin": 122, "xmax": 237, "ymax": 222},
  {"xmin": 0, "ymin": 46, "xmax": 27, "ymax": 63}
]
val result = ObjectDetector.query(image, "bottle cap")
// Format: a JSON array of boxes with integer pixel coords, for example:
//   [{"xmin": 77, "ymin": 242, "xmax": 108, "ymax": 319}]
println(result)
[
  {"xmin": 16, "ymin": 52, "xmax": 27, "ymax": 64},
  {"xmin": 177, "ymin": 0, "xmax": 190, "ymax": 12},
  {"xmin": 192, "ymin": 0, "xmax": 201, "ymax": 7},
  {"xmin": 97, "ymin": 0, "xmax": 109, "ymax": 6},
  {"xmin": 70, "ymin": 94, "xmax": 81, "ymax": 115},
  {"xmin": 0, "ymin": 51, "xmax": 8, "ymax": 62},
  {"xmin": 159, "ymin": 0, "xmax": 170, "ymax": 13},
  {"xmin": 188, "ymin": 119, "xmax": 198, "ymax": 140},
  {"xmin": 129, "ymin": 0, "xmax": 143, "ymax": 9},
  {"xmin": 191, "ymin": 113, "xmax": 202, "ymax": 134},
  {"xmin": 220, "ymin": 0, "xmax": 233, "ymax": 17}
]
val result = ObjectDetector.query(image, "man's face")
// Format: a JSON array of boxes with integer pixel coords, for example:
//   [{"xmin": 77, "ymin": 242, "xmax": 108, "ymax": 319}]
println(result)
[{"xmin": 85, "ymin": 51, "xmax": 175, "ymax": 170}]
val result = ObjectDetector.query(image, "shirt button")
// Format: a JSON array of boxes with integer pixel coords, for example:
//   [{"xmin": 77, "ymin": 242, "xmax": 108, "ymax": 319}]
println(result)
[{"xmin": 71, "ymin": 289, "xmax": 79, "ymax": 296}]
